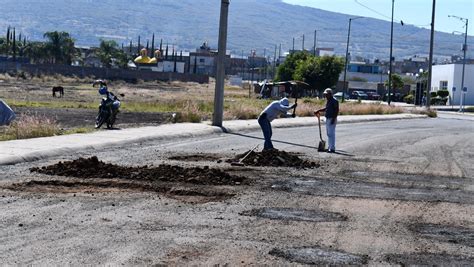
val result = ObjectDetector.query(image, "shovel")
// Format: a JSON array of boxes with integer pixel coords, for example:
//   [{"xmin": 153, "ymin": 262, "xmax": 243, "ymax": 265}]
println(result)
[
  {"xmin": 231, "ymin": 144, "xmax": 259, "ymax": 166},
  {"xmin": 316, "ymin": 113, "xmax": 326, "ymax": 152}
]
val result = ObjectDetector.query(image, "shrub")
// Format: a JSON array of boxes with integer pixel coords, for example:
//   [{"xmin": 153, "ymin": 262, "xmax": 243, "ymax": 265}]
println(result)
[
  {"xmin": 437, "ymin": 90, "xmax": 449, "ymax": 98},
  {"xmin": 430, "ymin": 91, "xmax": 438, "ymax": 98},
  {"xmin": 404, "ymin": 94, "xmax": 414, "ymax": 104}
]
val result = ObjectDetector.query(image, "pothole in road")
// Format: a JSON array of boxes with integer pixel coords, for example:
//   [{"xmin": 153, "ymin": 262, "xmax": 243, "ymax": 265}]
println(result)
[
  {"xmin": 385, "ymin": 253, "xmax": 474, "ymax": 266},
  {"xmin": 269, "ymin": 246, "xmax": 368, "ymax": 265},
  {"xmin": 29, "ymin": 156, "xmax": 246, "ymax": 186},
  {"xmin": 240, "ymin": 207, "xmax": 347, "ymax": 222},
  {"xmin": 228, "ymin": 149, "xmax": 320, "ymax": 168},
  {"xmin": 8, "ymin": 180, "xmax": 236, "ymax": 203},
  {"xmin": 12, "ymin": 156, "xmax": 246, "ymax": 203},
  {"xmin": 271, "ymin": 178, "xmax": 474, "ymax": 204},
  {"xmin": 410, "ymin": 223, "xmax": 474, "ymax": 247}
]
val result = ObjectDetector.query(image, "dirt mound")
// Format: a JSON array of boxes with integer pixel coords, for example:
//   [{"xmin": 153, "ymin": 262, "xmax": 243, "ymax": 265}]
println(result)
[
  {"xmin": 30, "ymin": 156, "xmax": 246, "ymax": 186},
  {"xmin": 229, "ymin": 149, "xmax": 320, "ymax": 168}
]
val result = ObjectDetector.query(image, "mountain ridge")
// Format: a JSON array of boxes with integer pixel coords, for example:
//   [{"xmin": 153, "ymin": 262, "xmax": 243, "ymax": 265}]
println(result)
[{"xmin": 0, "ymin": 0, "xmax": 472, "ymax": 60}]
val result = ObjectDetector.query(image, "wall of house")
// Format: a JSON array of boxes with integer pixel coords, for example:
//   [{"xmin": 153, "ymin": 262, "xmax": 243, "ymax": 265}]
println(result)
[
  {"xmin": 0, "ymin": 62, "xmax": 209, "ymax": 84},
  {"xmin": 431, "ymin": 64, "xmax": 474, "ymax": 105}
]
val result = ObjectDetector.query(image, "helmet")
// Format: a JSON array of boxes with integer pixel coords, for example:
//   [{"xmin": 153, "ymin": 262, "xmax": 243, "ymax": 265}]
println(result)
[
  {"xmin": 98, "ymin": 86, "xmax": 108, "ymax": 95},
  {"xmin": 280, "ymin": 97, "xmax": 289, "ymax": 106},
  {"xmin": 93, "ymin": 79, "xmax": 107, "ymax": 87}
]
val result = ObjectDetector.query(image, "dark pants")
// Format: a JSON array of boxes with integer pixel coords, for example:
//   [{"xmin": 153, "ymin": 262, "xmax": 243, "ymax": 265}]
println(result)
[{"xmin": 258, "ymin": 113, "xmax": 273, "ymax": 150}]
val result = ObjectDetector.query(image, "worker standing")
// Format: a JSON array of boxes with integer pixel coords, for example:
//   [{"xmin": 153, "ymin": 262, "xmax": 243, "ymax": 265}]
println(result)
[
  {"xmin": 258, "ymin": 97, "xmax": 297, "ymax": 150},
  {"xmin": 315, "ymin": 88, "xmax": 339, "ymax": 153}
]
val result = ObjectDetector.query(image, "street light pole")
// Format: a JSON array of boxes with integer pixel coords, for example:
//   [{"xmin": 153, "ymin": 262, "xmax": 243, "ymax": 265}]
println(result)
[
  {"xmin": 388, "ymin": 0, "xmax": 394, "ymax": 106},
  {"xmin": 342, "ymin": 17, "xmax": 363, "ymax": 103},
  {"xmin": 212, "ymin": 0, "xmax": 230, "ymax": 127},
  {"xmin": 449, "ymin": 15, "xmax": 469, "ymax": 112}
]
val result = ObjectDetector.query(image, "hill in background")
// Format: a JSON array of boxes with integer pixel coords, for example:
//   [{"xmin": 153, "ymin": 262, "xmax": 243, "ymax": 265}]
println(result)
[{"xmin": 1, "ymin": 0, "xmax": 472, "ymax": 60}]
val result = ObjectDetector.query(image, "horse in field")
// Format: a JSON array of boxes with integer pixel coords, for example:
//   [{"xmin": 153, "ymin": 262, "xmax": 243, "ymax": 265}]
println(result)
[{"xmin": 52, "ymin": 86, "xmax": 64, "ymax": 97}]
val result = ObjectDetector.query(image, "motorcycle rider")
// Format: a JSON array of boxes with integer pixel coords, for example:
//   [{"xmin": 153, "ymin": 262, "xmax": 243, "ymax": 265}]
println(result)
[{"xmin": 93, "ymin": 79, "xmax": 121, "ymax": 117}]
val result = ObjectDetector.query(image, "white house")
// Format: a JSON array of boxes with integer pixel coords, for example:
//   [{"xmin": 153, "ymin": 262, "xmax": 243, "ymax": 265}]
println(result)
[{"xmin": 431, "ymin": 64, "xmax": 474, "ymax": 105}]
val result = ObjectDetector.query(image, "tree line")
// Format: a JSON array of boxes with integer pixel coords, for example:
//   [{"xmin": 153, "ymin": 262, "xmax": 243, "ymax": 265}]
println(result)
[
  {"xmin": 0, "ymin": 27, "xmax": 133, "ymax": 68},
  {"xmin": 275, "ymin": 51, "xmax": 345, "ymax": 95}
]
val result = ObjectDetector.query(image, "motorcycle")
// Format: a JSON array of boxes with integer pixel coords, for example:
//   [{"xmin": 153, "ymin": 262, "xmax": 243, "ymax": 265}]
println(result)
[{"xmin": 93, "ymin": 80, "xmax": 122, "ymax": 129}]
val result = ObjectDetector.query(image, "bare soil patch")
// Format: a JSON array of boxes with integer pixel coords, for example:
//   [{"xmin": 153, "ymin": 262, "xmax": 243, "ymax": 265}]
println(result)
[
  {"xmin": 18, "ymin": 156, "xmax": 247, "ymax": 203},
  {"xmin": 228, "ymin": 149, "xmax": 320, "ymax": 168},
  {"xmin": 14, "ymin": 107, "xmax": 174, "ymax": 129},
  {"xmin": 30, "ymin": 156, "xmax": 246, "ymax": 186},
  {"xmin": 168, "ymin": 153, "xmax": 221, "ymax": 162}
]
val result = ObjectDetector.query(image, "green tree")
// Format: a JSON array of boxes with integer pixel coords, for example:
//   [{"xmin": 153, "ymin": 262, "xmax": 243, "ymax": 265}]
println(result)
[
  {"xmin": 98, "ymin": 39, "xmax": 119, "ymax": 68},
  {"xmin": 97, "ymin": 39, "xmax": 130, "ymax": 68},
  {"xmin": 385, "ymin": 73, "xmax": 404, "ymax": 91},
  {"xmin": 23, "ymin": 41, "xmax": 48, "ymax": 63},
  {"xmin": 293, "ymin": 55, "xmax": 344, "ymax": 95},
  {"xmin": 275, "ymin": 51, "xmax": 311, "ymax": 81},
  {"xmin": 43, "ymin": 31, "xmax": 76, "ymax": 64}
]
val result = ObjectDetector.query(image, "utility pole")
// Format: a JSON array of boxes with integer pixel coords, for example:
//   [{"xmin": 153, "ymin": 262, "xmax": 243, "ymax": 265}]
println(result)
[
  {"xmin": 342, "ymin": 17, "xmax": 363, "ymax": 103},
  {"xmin": 302, "ymin": 34, "xmax": 305, "ymax": 51},
  {"xmin": 212, "ymin": 0, "xmax": 230, "ymax": 127},
  {"xmin": 278, "ymin": 43, "xmax": 282, "ymax": 60},
  {"xmin": 388, "ymin": 0, "xmax": 394, "ymax": 105},
  {"xmin": 313, "ymin": 30, "xmax": 317, "ymax": 56},
  {"xmin": 449, "ymin": 15, "xmax": 469, "ymax": 112},
  {"xmin": 292, "ymin": 37, "xmax": 295, "ymax": 52},
  {"xmin": 426, "ymin": 0, "xmax": 436, "ymax": 108}
]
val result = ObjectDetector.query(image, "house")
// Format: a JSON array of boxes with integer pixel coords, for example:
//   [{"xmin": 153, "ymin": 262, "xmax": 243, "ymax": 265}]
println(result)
[{"xmin": 431, "ymin": 63, "xmax": 474, "ymax": 105}]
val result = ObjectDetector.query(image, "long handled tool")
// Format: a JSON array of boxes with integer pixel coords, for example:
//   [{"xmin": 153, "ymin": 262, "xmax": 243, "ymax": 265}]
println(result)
[
  {"xmin": 316, "ymin": 114, "xmax": 326, "ymax": 152},
  {"xmin": 231, "ymin": 144, "xmax": 259, "ymax": 166},
  {"xmin": 291, "ymin": 98, "xmax": 298, "ymax": 118}
]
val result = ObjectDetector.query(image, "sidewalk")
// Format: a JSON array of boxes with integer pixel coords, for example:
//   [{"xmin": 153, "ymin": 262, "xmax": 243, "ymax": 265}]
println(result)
[{"xmin": 0, "ymin": 114, "xmax": 426, "ymax": 166}]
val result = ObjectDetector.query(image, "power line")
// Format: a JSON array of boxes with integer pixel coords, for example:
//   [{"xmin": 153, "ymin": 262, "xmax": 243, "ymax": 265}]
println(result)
[
  {"xmin": 354, "ymin": 0, "xmax": 391, "ymax": 20},
  {"xmin": 353, "ymin": 0, "xmax": 430, "ymax": 28}
]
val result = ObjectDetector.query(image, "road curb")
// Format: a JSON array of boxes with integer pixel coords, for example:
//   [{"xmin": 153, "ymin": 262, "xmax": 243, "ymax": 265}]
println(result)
[{"xmin": 0, "ymin": 114, "xmax": 427, "ymax": 166}]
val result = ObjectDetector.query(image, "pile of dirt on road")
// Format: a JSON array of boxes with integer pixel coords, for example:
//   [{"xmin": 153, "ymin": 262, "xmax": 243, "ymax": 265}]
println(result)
[
  {"xmin": 229, "ymin": 149, "xmax": 320, "ymax": 168},
  {"xmin": 30, "ymin": 156, "xmax": 246, "ymax": 186}
]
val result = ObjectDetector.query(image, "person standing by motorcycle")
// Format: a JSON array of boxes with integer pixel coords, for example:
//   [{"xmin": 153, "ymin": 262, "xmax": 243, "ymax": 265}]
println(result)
[
  {"xmin": 93, "ymin": 80, "xmax": 121, "ymax": 116},
  {"xmin": 93, "ymin": 80, "xmax": 122, "ymax": 129}
]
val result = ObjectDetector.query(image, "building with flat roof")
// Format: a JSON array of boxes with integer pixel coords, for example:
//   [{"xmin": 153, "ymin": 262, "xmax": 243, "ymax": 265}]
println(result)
[{"xmin": 431, "ymin": 64, "xmax": 474, "ymax": 105}]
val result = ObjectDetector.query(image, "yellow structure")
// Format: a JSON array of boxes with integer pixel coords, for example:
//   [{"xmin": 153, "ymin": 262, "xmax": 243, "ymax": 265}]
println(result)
[
  {"xmin": 134, "ymin": 48, "xmax": 152, "ymax": 64},
  {"xmin": 149, "ymin": 50, "xmax": 161, "ymax": 64}
]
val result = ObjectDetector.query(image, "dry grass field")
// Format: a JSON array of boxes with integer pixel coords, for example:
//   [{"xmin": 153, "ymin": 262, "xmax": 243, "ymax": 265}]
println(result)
[{"xmin": 0, "ymin": 73, "xmax": 405, "ymax": 140}]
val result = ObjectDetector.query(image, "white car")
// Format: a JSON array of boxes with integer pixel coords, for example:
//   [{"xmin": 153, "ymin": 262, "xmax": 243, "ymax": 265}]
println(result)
[{"xmin": 333, "ymin": 92, "xmax": 349, "ymax": 100}]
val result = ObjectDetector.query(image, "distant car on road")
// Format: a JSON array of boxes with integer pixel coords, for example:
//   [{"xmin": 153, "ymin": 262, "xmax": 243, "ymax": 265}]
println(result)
[
  {"xmin": 334, "ymin": 92, "xmax": 349, "ymax": 101},
  {"xmin": 350, "ymin": 91, "xmax": 368, "ymax": 100},
  {"xmin": 367, "ymin": 92, "xmax": 381, "ymax": 100}
]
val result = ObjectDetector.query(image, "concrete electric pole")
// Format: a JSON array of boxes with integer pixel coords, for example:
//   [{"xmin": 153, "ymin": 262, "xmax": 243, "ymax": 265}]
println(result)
[
  {"xmin": 212, "ymin": 0, "xmax": 230, "ymax": 127},
  {"xmin": 426, "ymin": 0, "xmax": 436, "ymax": 108}
]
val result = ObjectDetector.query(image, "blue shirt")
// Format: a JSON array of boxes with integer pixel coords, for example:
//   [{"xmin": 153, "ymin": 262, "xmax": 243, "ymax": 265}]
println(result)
[
  {"xmin": 260, "ymin": 100, "xmax": 293, "ymax": 122},
  {"xmin": 325, "ymin": 97, "xmax": 339, "ymax": 119}
]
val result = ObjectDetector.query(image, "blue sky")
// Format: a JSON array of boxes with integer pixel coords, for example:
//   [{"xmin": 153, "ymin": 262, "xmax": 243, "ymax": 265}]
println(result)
[{"xmin": 283, "ymin": 0, "xmax": 473, "ymax": 36}]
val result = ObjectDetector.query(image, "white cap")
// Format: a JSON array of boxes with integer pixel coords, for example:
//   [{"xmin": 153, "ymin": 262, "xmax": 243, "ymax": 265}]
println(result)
[
  {"xmin": 323, "ymin": 88, "xmax": 333, "ymax": 95},
  {"xmin": 280, "ymin": 97, "xmax": 289, "ymax": 106}
]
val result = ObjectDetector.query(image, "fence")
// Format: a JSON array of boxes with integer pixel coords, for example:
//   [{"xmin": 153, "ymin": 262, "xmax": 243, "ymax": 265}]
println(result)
[{"xmin": 0, "ymin": 62, "xmax": 209, "ymax": 84}]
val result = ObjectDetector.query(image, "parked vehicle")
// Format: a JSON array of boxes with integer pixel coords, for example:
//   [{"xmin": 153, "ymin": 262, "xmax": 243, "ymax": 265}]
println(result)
[
  {"xmin": 367, "ymin": 92, "xmax": 381, "ymax": 100},
  {"xmin": 350, "ymin": 91, "xmax": 368, "ymax": 100},
  {"xmin": 334, "ymin": 92, "xmax": 349, "ymax": 101}
]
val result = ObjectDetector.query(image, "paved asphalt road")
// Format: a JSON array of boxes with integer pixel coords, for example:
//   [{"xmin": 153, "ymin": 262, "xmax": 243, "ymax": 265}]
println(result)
[
  {"xmin": 125, "ymin": 113, "xmax": 473, "ymax": 179},
  {"xmin": 1, "ymin": 113, "xmax": 473, "ymax": 265}
]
